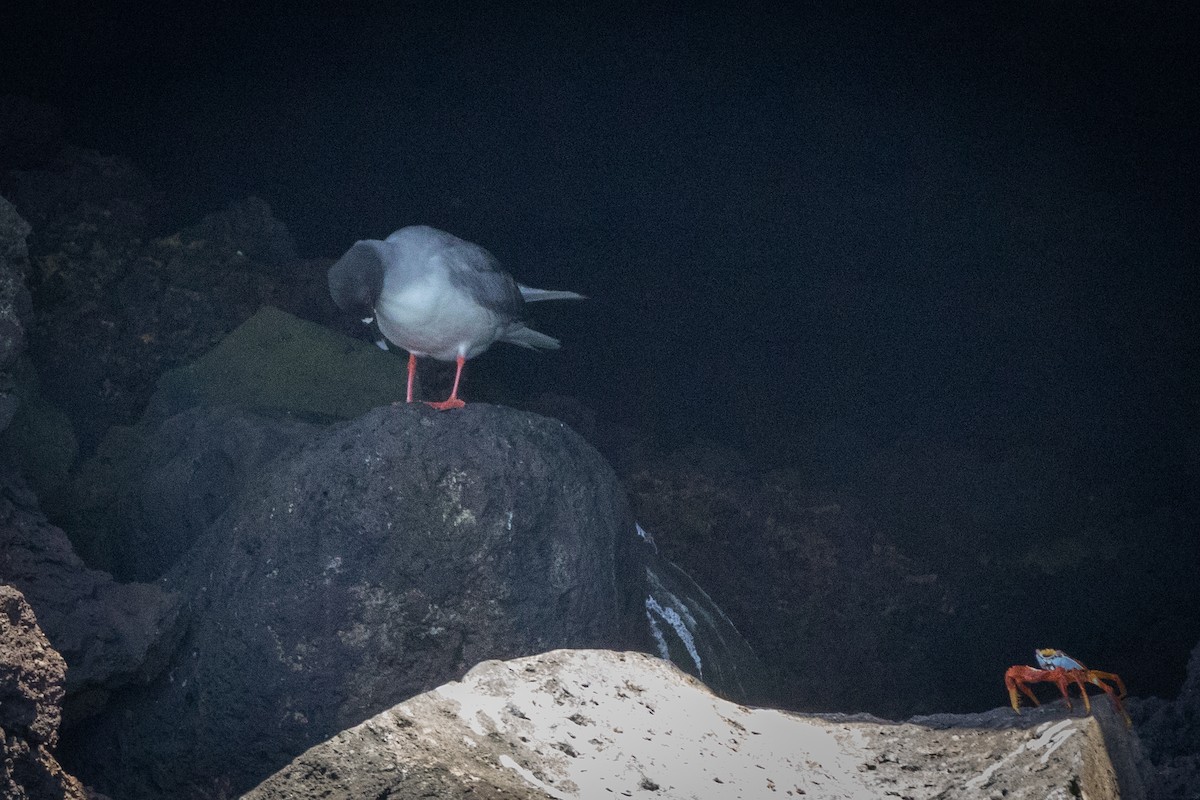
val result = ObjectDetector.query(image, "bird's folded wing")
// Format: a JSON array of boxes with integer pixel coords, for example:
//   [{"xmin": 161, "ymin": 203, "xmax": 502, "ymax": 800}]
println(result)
[{"xmin": 445, "ymin": 257, "xmax": 526, "ymax": 317}]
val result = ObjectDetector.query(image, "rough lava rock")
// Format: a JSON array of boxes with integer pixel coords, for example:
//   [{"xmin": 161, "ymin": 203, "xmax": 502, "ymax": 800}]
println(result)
[
  {"xmin": 0, "ymin": 193, "xmax": 33, "ymax": 432},
  {"xmin": 0, "ymin": 584, "xmax": 89, "ymax": 800},
  {"xmin": 245, "ymin": 648, "xmax": 1143, "ymax": 800},
  {"xmin": 5, "ymin": 141, "xmax": 335, "ymax": 453},
  {"xmin": 1130, "ymin": 638, "xmax": 1200, "ymax": 798},
  {"xmin": 62, "ymin": 404, "xmax": 635, "ymax": 799}
]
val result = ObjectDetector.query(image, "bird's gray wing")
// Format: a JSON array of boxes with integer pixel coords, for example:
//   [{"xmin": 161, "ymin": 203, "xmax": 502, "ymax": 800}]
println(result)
[
  {"xmin": 440, "ymin": 236, "xmax": 527, "ymax": 318},
  {"xmin": 328, "ymin": 240, "xmax": 386, "ymax": 320}
]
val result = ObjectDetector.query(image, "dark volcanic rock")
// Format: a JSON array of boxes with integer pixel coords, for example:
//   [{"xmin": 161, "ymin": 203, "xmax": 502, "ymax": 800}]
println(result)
[
  {"xmin": 1, "ymin": 194, "xmax": 32, "ymax": 431},
  {"xmin": 65, "ymin": 404, "xmax": 633, "ymax": 800},
  {"xmin": 0, "ymin": 356, "xmax": 78, "ymax": 501},
  {"xmin": 66, "ymin": 406, "xmax": 319, "ymax": 581},
  {"xmin": 1, "ymin": 142, "xmax": 156, "ymax": 234},
  {"xmin": 0, "ymin": 584, "xmax": 89, "ymax": 800},
  {"xmin": 625, "ymin": 450, "xmax": 946, "ymax": 717},
  {"xmin": 0, "ymin": 463, "xmax": 183, "ymax": 702},
  {"xmin": 0, "ymin": 585, "xmax": 64, "ymax": 747},
  {"xmin": 6, "ymin": 147, "xmax": 161, "ymax": 452},
  {"xmin": 6, "ymin": 145, "xmax": 334, "ymax": 453},
  {"xmin": 1131, "ymin": 638, "xmax": 1200, "ymax": 799}
]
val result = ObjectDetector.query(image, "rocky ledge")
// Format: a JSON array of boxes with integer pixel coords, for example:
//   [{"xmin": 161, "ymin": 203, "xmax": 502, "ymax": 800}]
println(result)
[{"xmin": 247, "ymin": 648, "xmax": 1145, "ymax": 800}]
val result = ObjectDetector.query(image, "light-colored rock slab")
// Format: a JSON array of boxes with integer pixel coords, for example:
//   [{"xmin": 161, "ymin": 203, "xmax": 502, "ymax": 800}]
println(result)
[{"xmin": 245, "ymin": 649, "xmax": 1134, "ymax": 800}]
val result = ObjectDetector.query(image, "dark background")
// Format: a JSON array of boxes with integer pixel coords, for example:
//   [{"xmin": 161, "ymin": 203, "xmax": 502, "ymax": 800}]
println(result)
[{"xmin": 4, "ymin": 1, "xmax": 1198, "ymax": 704}]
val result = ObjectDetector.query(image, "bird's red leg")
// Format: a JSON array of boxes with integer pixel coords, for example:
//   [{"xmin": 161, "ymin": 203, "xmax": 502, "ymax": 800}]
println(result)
[
  {"xmin": 406, "ymin": 352, "xmax": 418, "ymax": 403},
  {"xmin": 426, "ymin": 354, "xmax": 467, "ymax": 411}
]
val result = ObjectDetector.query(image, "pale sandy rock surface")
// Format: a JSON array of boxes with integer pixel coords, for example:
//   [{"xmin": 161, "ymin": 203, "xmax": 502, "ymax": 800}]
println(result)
[{"xmin": 246, "ymin": 649, "xmax": 1140, "ymax": 800}]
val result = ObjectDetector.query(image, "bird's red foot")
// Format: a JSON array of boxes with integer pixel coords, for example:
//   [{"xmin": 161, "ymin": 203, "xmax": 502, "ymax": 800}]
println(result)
[{"xmin": 425, "ymin": 397, "xmax": 466, "ymax": 411}]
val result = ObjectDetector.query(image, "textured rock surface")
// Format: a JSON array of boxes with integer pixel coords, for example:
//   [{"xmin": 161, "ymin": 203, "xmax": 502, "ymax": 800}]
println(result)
[
  {"xmin": 247, "ymin": 648, "xmax": 1140, "ymax": 800},
  {"xmin": 5, "ymin": 143, "xmax": 333, "ymax": 453},
  {"xmin": 1130, "ymin": 638, "xmax": 1200, "ymax": 798},
  {"xmin": 0, "ymin": 355, "xmax": 78, "ymax": 501},
  {"xmin": 63, "ymin": 404, "xmax": 635, "ymax": 799},
  {"xmin": 0, "ymin": 193, "xmax": 32, "ymax": 432},
  {"xmin": 0, "ymin": 584, "xmax": 89, "ymax": 800}
]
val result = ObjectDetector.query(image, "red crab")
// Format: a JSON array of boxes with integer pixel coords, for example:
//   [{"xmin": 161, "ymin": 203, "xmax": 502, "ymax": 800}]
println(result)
[{"xmin": 1004, "ymin": 648, "xmax": 1130, "ymax": 726}]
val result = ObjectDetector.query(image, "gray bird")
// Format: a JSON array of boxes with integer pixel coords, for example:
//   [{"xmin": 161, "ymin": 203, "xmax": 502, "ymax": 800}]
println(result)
[{"xmin": 328, "ymin": 225, "xmax": 583, "ymax": 409}]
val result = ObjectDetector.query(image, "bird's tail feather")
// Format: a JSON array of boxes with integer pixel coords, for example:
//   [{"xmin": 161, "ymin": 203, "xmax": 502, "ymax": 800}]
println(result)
[
  {"xmin": 517, "ymin": 285, "xmax": 586, "ymax": 303},
  {"xmin": 502, "ymin": 325, "xmax": 562, "ymax": 350}
]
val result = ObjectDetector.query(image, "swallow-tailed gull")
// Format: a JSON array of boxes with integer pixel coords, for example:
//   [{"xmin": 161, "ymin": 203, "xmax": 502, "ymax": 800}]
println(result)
[{"xmin": 328, "ymin": 225, "xmax": 583, "ymax": 409}]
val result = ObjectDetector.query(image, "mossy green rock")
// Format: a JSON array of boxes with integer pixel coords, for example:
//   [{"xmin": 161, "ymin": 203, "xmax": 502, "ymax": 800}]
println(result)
[{"xmin": 145, "ymin": 305, "xmax": 405, "ymax": 421}]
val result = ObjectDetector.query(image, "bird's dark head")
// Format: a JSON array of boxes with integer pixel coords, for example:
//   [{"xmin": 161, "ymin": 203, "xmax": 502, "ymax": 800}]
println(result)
[{"xmin": 328, "ymin": 241, "xmax": 386, "ymax": 319}]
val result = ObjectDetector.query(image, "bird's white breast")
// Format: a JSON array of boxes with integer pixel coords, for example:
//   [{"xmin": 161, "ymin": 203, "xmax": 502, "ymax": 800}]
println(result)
[{"xmin": 375, "ymin": 270, "xmax": 502, "ymax": 361}]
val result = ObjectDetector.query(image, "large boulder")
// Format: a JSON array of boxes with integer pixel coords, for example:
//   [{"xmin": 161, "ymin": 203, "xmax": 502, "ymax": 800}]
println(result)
[
  {"xmin": 63, "ymin": 403, "xmax": 634, "ymax": 799},
  {"xmin": 0, "ymin": 584, "xmax": 89, "ymax": 800},
  {"xmin": 51, "ymin": 305, "xmax": 764, "ymax": 797},
  {"xmin": 245, "ymin": 648, "xmax": 1142, "ymax": 800},
  {"xmin": 67, "ymin": 403, "xmax": 769, "ymax": 702}
]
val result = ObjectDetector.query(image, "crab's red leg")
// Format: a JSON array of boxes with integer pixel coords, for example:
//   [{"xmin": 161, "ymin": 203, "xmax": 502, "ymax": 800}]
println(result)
[
  {"xmin": 1086, "ymin": 671, "xmax": 1132, "ymax": 726},
  {"xmin": 1064, "ymin": 672, "xmax": 1092, "ymax": 713},
  {"xmin": 1088, "ymin": 670, "xmax": 1127, "ymax": 699},
  {"xmin": 1006, "ymin": 676, "xmax": 1036, "ymax": 711},
  {"xmin": 1006, "ymin": 667, "xmax": 1041, "ymax": 711},
  {"xmin": 1047, "ymin": 669, "xmax": 1076, "ymax": 710}
]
